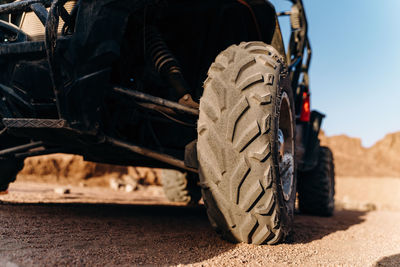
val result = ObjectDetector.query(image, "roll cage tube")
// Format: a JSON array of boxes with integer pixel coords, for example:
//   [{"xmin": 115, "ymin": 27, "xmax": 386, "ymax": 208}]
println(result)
[
  {"xmin": 0, "ymin": 0, "xmax": 75, "ymax": 120},
  {"xmin": 277, "ymin": 0, "xmax": 312, "ymax": 121},
  {"xmin": 0, "ymin": 0, "xmax": 155, "ymax": 130}
]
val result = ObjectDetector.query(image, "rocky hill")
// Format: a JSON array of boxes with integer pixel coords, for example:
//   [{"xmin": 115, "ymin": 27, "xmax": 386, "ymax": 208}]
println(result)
[
  {"xmin": 320, "ymin": 131, "xmax": 400, "ymax": 177},
  {"xmin": 19, "ymin": 154, "xmax": 161, "ymax": 187}
]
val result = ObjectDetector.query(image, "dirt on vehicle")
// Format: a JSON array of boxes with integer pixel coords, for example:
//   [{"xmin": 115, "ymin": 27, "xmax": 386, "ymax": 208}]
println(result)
[{"xmin": 0, "ymin": 0, "xmax": 337, "ymax": 245}]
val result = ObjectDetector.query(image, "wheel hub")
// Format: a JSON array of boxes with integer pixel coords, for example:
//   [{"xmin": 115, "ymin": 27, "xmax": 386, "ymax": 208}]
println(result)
[{"xmin": 278, "ymin": 92, "xmax": 295, "ymax": 201}]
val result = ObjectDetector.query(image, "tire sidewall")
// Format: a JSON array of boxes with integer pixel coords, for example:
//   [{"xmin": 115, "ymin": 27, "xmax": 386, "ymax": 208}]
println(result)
[{"xmin": 270, "ymin": 74, "xmax": 297, "ymax": 240}]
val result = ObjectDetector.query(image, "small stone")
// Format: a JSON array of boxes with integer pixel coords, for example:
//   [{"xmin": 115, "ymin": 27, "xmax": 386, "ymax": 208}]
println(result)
[
  {"xmin": 364, "ymin": 203, "xmax": 377, "ymax": 211},
  {"xmin": 109, "ymin": 178, "xmax": 121, "ymax": 191},
  {"xmin": 54, "ymin": 187, "xmax": 71, "ymax": 195},
  {"xmin": 125, "ymin": 184, "xmax": 135, "ymax": 193}
]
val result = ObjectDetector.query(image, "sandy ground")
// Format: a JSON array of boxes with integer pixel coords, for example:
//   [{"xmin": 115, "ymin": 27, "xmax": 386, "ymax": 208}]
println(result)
[{"xmin": 0, "ymin": 177, "xmax": 400, "ymax": 266}]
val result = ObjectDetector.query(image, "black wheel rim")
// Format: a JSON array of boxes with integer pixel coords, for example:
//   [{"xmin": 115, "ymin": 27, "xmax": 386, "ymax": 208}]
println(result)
[{"xmin": 278, "ymin": 92, "xmax": 295, "ymax": 201}]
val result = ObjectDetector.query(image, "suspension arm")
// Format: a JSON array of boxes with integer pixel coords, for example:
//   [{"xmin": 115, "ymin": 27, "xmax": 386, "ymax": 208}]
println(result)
[
  {"xmin": 113, "ymin": 86, "xmax": 199, "ymax": 116},
  {"xmin": 106, "ymin": 137, "xmax": 198, "ymax": 173}
]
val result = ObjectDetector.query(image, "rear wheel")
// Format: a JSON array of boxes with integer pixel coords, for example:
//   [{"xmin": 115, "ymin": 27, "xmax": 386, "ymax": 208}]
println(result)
[
  {"xmin": 197, "ymin": 42, "xmax": 296, "ymax": 245},
  {"xmin": 298, "ymin": 146, "xmax": 335, "ymax": 216},
  {"xmin": 161, "ymin": 169, "xmax": 201, "ymax": 205}
]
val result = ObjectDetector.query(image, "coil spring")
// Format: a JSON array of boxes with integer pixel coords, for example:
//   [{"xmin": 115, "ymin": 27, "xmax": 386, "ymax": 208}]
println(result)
[{"xmin": 145, "ymin": 27, "xmax": 182, "ymax": 75}]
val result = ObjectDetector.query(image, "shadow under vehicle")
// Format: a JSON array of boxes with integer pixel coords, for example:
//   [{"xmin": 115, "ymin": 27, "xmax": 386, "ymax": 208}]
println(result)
[{"xmin": 0, "ymin": 0, "xmax": 334, "ymax": 244}]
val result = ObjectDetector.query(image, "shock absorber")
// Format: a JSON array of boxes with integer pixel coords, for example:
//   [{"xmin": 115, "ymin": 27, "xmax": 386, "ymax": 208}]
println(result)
[{"xmin": 145, "ymin": 26, "xmax": 196, "ymax": 106}]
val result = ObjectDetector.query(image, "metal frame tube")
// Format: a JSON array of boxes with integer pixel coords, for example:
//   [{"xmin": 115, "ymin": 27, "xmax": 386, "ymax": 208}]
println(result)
[
  {"xmin": 0, "ymin": 0, "xmax": 51, "ymax": 15},
  {"xmin": 14, "ymin": 147, "xmax": 68, "ymax": 159},
  {"xmin": 0, "ymin": 141, "xmax": 44, "ymax": 157},
  {"xmin": 113, "ymin": 86, "xmax": 199, "ymax": 116},
  {"xmin": 107, "ymin": 137, "xmax": 198, "ymax": 173},
  {"xmin": 30, "ymin": 3, "xmax": 48, "ymax": 26}
]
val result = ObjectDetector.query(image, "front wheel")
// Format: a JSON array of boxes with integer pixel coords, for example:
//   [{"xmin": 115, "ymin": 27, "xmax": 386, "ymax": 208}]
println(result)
[
  {"xmin": 197, "ymin": 42, "xmax": 296, "ymax": 245},
  {"xmin": 0, "ymin": 158, "xmax": 24, "ymax": 192}
]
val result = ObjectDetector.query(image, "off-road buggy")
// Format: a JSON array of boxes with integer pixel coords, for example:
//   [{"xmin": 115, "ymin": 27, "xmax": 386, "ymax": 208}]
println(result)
[{"xmin": 0, "ymin": 0, "xmax": 334, "ymax": 244}]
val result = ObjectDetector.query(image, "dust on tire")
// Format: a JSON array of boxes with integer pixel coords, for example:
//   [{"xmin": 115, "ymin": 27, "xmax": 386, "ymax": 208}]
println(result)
[{"xmin": 197, "ymin": 42, "xmax": 296, "ymax": 245}]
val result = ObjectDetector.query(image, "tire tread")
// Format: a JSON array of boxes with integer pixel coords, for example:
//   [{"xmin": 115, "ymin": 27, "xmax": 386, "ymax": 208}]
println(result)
[{"xmin": 198, "ymin": 42, "xmax": 294, "ymax": 244}]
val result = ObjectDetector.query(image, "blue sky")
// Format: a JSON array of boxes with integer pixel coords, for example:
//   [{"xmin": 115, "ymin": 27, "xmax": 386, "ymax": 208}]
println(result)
[{"xmin": 270, "ymin": 0, "xmax": 400, "ymax": 147}]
